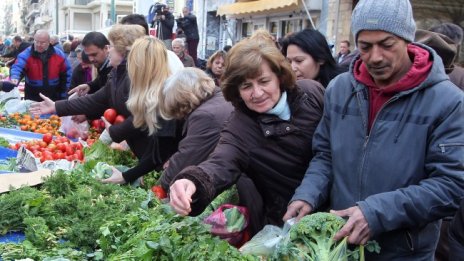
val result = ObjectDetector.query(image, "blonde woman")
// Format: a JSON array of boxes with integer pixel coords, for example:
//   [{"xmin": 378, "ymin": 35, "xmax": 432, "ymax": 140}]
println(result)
[
  {"xmin": 30, "ymin": 25, "xmax": 151, "ymax": 161},
  {"xmin": 104, "ymin": 36, "xmax": 184, "ymax": 184}
]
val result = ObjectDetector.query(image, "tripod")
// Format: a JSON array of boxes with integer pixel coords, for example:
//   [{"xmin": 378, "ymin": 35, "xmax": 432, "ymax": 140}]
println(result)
[{"xmin": 151, "ymin": 15, "xmax": 163, "ymax": 39}]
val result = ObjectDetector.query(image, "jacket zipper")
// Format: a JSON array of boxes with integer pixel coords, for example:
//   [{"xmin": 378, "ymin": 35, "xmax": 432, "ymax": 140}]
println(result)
[
  {"xmin": 438, "ymin": 143, "xmax": 464, "ymax": 153},
  {"xmin": 358, "ymin": 95, "xmax": 399, "ymax": 199}
]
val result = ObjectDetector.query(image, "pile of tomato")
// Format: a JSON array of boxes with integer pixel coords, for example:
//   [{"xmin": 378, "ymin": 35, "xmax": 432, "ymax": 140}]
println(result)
[{"xmin": 9, "ymin": 133, "xmax": 84, "ymax": 163}]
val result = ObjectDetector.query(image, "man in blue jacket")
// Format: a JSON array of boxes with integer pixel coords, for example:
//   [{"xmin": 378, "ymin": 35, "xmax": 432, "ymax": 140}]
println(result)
[{"xmin": 284, "ymin": 0, "xmax": 464, "ymax": 260}]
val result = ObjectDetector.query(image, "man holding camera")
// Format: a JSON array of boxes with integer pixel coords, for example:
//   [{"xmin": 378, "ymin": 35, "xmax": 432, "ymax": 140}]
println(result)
[
  {"xmin": 176, "ymin": 7, "xmax": 199, "ymax": 66},
  {"xmin": 152, "ymin": 3, "xmax": 174, "ymax": 50}
]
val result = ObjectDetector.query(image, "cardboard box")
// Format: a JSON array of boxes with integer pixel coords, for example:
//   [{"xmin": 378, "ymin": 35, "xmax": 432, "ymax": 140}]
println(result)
[{"xmin": 0, "ymin": 169, "xmax": 52, "ymax": 193}]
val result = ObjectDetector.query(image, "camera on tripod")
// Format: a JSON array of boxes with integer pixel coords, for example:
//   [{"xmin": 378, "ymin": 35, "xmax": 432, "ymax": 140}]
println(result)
[{"xmin": 153, "ymin": 2, "xmax": 167, "ymax": 16}]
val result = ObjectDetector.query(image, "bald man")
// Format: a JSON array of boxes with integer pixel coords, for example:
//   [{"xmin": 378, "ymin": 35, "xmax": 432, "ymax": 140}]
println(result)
[{"xmin": 10, "ymin": 30, "xmax": 71, "ymax": 101}]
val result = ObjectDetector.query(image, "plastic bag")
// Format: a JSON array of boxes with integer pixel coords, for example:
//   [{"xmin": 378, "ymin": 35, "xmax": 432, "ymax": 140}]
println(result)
[
  {"xmin": 4, "ymin": 99, "xmax": 32, "ymax": 114},
  {"xmin": 0, "ymin": 87, "xmax": 20, "ymax": 103},
  {"xmin": 239, "ymin": 218, "xmax": 295, "ymax": 256},
  {"xmin": 59, "ymin": 116, "xmax": 90, "ymax": 140},
  {"xmin": 204, "ymin": 204, "xmax": 249, "ymax": 247}
]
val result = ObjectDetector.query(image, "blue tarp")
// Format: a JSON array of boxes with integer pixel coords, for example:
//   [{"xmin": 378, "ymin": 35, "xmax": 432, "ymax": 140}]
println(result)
[
  {"xmin": 0, "ymin": 127, "xmax": 44, "ymax": 145},
  {"xmin": 0, "ymin": 231, "xmax": 25, "ymax": 244}
]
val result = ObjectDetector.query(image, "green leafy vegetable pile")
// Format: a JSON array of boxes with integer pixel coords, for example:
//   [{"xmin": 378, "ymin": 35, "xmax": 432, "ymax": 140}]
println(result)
[
  {"xmin": 0, "ymin": 155, "xmax": 247, "ymax": 260},
  {"xmin": 83, "ymin": 140, "xmax": 137, "ymax": 168}
]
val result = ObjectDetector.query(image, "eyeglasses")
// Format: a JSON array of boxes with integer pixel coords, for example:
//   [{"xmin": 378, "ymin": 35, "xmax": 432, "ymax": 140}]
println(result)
[{"xmin": 34, "ymin": 40, "xmax": 49, "ymax": 46}]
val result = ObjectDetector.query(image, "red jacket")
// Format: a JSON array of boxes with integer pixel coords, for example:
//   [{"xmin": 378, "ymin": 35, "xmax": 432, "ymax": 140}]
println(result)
[{"xmin": 11, "ymin": 44, "xmax": 71, "ymax": 101}]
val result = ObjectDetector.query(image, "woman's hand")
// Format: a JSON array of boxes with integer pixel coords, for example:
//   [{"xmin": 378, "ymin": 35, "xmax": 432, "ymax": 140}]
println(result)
[
  {"xmin": 29, "ymin": 93, "xmax": 56, "ymax": 116},
  {"xmin": 101, "ymin": 116, "xmax": 112, "ymax": 130},
  {"xmin": 169, "ymin": 179, "xmax": 196, "ymax": 216},
  {"xmin": 101, "ymin": 167, "xmax": 126, "ymax": 184},
  {"xmin": 283, "ymin": 200, "xmax": 313, "ymax": 222}
]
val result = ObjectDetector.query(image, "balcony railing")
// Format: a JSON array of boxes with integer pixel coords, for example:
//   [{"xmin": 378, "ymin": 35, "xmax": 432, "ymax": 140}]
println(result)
[{"xmin": 26, "ymin": 3, "xmax": 40, "ymax": 20}]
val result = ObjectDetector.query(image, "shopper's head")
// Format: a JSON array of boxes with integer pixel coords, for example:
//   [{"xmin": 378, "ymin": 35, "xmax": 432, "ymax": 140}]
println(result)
[
  {"xmin": 351, "ymin": 0, "xmax": 416, "ymax": 87},
  {"xmin": 281, "ymin": 28, "xmax": 339, "ymax": 87},
  {"xmin": 222, "ymin": 38, "xmax": 295, "ymax": 111},
  {"xmin": 159, "ymin": 68, "xmax": 216, "ymax": 119},
  {"xmin": 81, "ymin": 32, "xmax": 110, "ymax": 67},
  {"xmin": 107, "ymin": 24, "xmax": 145, "ymax": 67},
  {"xmin": 206, "ymin": 50, "xmax": 226, "ymax": 78},
  {"xmin": 126, "ymin": 36, "xmax": 170, "ymax": 135}
]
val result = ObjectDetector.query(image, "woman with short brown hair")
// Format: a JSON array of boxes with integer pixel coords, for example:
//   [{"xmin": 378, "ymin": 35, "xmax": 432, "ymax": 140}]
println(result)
[{"xmin": 169, "ymin": 38, "xmax": 325, "ymax": 235}]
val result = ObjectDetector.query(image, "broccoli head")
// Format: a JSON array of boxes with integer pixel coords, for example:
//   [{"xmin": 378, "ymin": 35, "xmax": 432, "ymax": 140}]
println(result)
[
  {"xmin": 291, "ymin": 212, "xmax": 346, "ymax": 260},
  {"xmin": 273, "ymin": 212, "xmax": 380, "ymax": 261}
]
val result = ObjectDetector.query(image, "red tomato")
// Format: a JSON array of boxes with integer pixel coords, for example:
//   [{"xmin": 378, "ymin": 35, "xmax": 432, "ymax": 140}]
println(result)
[
  {"xmin": 72, "ymin": 142, "xmax": 83, "ymax": 150},
  {"xmin": 56, "ymin": 143, "xmax": 66, "ymax": 153},
  {"xmin": 55, "ymin": 152, "xmax": 65, "ymax": 159},
  {"xmin": 86, "ymin": 139, "xmax": 95, "ymax": 146},
  {"xmin": 34, "ymin": 151, "xmax": 43, "ymax": 158},
  {"xmin": 47, "ymin": 143, "xmax": 57, "ymax": 151},
  {"xmin": 151, "ymin": 185, "xmax": 167, "ymax": 199},
  {"xmin": 113, "ymin": 115, "xmax": 125, "ymax": 125},
  {"xmin": 65, "ymin": 146, "xmax": 74, "ymax": 156},
  {"xmin": 42, "ymin": 133, "xmax": 53, "ymax": 144},
  {"xmin": 91, "ymin": 119, "xmax": 101, "ymax": 129},
  {"xmin": 104, "ymin": 109, "xmax": 117, "ymax": 124},
  {"xmin": 75, "ymin": 150, "xmax": 84, "ymax": 161},
  {"xmin": 30, "ymin": 145, "xmax": 40, "ymax": 153}
]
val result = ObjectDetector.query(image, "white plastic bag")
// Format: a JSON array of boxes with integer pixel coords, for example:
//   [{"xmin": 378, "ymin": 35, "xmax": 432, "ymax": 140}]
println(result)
[
  {"xmin": 4, "ymin": 99, "xmax": 32, "ymax": 114},
  {"xmin": 59, "ymin": 116, "xmax": 90, "ymax": 140},
  {"xmin": 0, "ymin": 87, "xmax": 21, "ymax": 103},
  {"xmin": 239, "ymin": 218, "xmax": 295, "ymax": 256}
]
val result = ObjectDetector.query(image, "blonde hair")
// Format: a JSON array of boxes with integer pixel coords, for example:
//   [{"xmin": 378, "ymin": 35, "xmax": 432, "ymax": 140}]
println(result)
[
  {"xmin": 250, "ymin": 28, "xmax": 276, "ymax": 46},
  {"xmin": 108, "ymin": 24, "xmax": 145, "ymax": 56},
  {"xmin": 127, "ymin": 36, "xmax": 170, "ymax": 135},
  {"xmin": 159, "ymin": 67, "xmax": 216, "ymax": 120}
]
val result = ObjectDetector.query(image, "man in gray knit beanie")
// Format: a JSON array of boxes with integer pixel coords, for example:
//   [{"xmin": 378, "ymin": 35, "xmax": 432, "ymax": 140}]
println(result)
[
  {"xmin": 285, "ymin": 0, "xmax": 464, "ymax": 260},
  {"xmin": 351, "ymin": 0, "xmax": 416, "ymax": 42}
]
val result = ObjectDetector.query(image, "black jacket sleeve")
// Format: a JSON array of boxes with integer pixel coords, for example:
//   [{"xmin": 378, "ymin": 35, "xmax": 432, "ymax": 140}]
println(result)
[
  {"xmin": 55, "ymin": 81, "xmax": 110, "ymax": 119},
  {"xmin": 122, "ymin": 138, "xmax": 157, "ymax": 183}
]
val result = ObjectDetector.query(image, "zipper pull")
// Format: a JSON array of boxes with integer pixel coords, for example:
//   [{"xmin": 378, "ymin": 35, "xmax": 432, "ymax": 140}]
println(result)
[
  {"xmin": 363, "ymin": 135, "xmax": 369, "ymax": 148},
  {"xmin": 439, "ymin": 144, "xmax": 445, "ymax": 153}
]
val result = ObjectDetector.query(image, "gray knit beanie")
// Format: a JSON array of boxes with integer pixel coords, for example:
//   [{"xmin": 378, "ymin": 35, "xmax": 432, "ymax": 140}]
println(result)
[{"xmin": 351, "ymin": 0, "xmax": 416, "ymax": 42}]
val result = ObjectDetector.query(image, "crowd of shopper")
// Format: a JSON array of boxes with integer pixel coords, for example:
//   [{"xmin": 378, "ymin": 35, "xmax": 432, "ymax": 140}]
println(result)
[{"xmin": 1, "ymin": 1, "xmax": 464, "ymax": 259}]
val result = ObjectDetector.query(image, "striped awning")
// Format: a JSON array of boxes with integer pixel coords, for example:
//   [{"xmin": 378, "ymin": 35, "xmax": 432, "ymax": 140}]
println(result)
[{"xmin": 217, "ymin": 0, "xmax": 300, "ymax": 17}]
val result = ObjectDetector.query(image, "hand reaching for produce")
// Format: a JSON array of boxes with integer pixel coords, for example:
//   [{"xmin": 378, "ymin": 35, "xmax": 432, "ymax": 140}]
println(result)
[
  {"xmin": 169, "ymin": 179, "xmax": 196, "ymax": 216},
  {"xmin": 68, "ymin": 84, "xmax": 90, "ymax": 97},
  {"xmin": 101, "ymin": 167, "xmax": 126, "ymax": 184},
  {"xmin": 283, "ymin": 200, "xmax": 312, "ymax": 222},
  {"xmin": 331, "ymin": 206, "xmax": 371, "ymax": 245},
  {"xmin": 29, "ymin": 93, "xmax": 56, "ymax": 116},
  {"xmin": 101, "ymin": 116, "xmax": 112, "ymax": 130}
]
